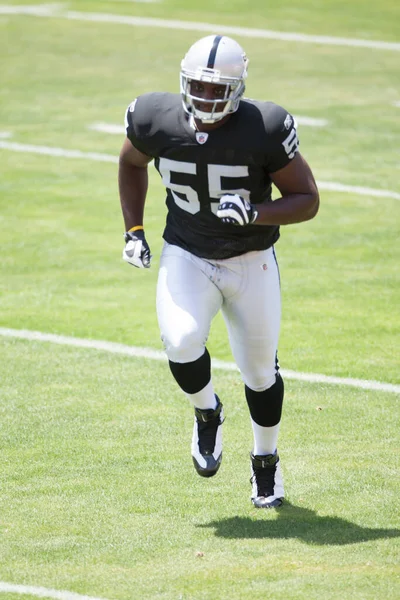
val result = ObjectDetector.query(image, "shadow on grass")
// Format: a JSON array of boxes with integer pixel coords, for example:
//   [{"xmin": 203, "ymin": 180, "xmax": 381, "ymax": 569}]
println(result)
[{"xmin": 197, "ymin": 502, "xmax": 400, "ymax": 545}]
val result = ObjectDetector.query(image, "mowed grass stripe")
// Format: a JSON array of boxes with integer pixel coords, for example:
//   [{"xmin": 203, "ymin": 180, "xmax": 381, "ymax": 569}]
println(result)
[
  {"xmin": 1, "ymin": 327, "xmax": 399, "ymax": 394},
  {"xmin": 1, "ymin": 4, "xmax": 400, "ymax": 51},
  {"xmin": 1, "ymin": 141, "xmax": 400, "ymax": 200}
]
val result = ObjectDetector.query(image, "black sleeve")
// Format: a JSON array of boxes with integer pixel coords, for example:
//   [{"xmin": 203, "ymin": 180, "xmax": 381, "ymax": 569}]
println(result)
[
  {"xmin": 265, "ymin": 104, "xmax": 300, "ymax": 173},
  {"xmin": 124, "ymin": 97, "xmax": 154, "ymax": 157}
]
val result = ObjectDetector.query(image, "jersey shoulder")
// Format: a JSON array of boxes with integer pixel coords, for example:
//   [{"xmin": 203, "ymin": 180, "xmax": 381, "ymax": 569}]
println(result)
[
  {"xmin": 124, "ymin": 92, "xmax": 181, "ymax": 156},
  {"xmin": 240, "ymin": 98, "xmax": 300, "ymax": 169},
  {"xmin": 242, "ymin": 98, "xmax": 295, "ymax": 136}
]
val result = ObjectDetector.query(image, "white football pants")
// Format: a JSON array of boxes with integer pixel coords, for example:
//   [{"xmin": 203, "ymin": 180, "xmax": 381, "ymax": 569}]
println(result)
[{"xmin": 156, "ymin": 242, "xmax": 281, "ymax": 391}]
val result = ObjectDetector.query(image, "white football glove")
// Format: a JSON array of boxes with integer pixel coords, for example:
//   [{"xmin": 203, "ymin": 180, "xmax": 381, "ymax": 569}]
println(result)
[
  {"xmin": 217, "ymin": 194, "xmax": 258, "ymax": 226},
  {"xmin": 122, "ymin": 229, "xmax": 152, "ymax": 269}
]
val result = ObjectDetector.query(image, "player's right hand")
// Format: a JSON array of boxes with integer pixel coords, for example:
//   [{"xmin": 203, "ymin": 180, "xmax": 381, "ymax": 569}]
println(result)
[{"xmin": 122, "ymin": 229, "xmax": 152, "ymax": 269}]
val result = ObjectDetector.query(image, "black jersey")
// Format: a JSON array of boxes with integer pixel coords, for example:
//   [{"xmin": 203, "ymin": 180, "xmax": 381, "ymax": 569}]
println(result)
[{"xmin": 125, "ymin": 92, "xmax": 299, "ymax": 259}]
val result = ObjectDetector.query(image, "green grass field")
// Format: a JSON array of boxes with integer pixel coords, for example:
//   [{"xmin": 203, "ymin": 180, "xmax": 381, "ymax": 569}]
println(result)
[{"xmin": 0, "ymin": 1, "xmax": 399, "ymax": 598}]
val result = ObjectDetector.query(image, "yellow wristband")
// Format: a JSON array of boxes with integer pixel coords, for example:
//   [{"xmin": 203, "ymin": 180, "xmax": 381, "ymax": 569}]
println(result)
[{"xmin": 128, "ymin": 225, "xmax": 144, "ymax": 232}]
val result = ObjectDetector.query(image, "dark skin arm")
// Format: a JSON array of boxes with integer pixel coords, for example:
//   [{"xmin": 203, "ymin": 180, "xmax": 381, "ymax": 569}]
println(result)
[
  {"xmin": 118, "ymin": 137, "xmax": 153, "ymax": 230},
  {"xmin": 254, "ymin": 152, "xmax": 320, "ymax": 226}
]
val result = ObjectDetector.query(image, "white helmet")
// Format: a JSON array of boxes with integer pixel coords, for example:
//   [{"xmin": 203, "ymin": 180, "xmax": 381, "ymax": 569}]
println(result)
[{"xmin": 180, "ymin": 35, "xmax": 249, "ymax": 124}]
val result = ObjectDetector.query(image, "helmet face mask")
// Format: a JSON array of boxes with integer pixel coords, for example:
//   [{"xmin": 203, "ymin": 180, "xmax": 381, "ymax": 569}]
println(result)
[{"xmin": 180, "ymin": 35, "xmax": 248, "ymax": 124}]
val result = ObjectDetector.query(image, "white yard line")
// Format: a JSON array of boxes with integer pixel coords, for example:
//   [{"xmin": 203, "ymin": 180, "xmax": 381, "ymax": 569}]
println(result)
[
  {"xmin": 0, "ymin": 327, "xmax": 399, "ymax": 394},
  {"xmin": 315, "ymin": 180, "xmax": 400, "ymax": 200},
  {"xmin": 0, "ymin": 141, "xmax": 118, "ymax": 163},
  {"xmin": 89, "ymin": 116, "xmax": 328, "ymax": 135},
  {"xmin": 89, "ymin": 123, "xmax": 125, "ymax": 134},
  {"xmin": 1, "ymin": 140, "xmax": 399, "ymax": 200},
  {"xmin": 0, "ymin": 4, "xmax": 399, "ymax": 52},
  {"xmin": 0, "ymin": 582, "xmax": 108, "ymax": 600},
  {"xmin": 295, "ymin": 116, "xmax": 328, "ymax": 127}
]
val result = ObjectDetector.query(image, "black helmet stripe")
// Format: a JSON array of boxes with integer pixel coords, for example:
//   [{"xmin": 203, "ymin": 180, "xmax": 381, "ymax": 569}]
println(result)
[{"xmin": 207, "ymin": 35, "xmax": 223, "ymax": 68}]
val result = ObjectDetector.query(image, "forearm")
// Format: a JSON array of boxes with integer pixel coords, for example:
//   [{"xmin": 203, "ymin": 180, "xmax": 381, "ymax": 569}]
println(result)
[
  {"xmin": 118, "ymin": 160, "xmax": 149, "ymax": 230},
  {"xmin": 254, "ymin": 192, "xmax": 319, "ymax": 226}
]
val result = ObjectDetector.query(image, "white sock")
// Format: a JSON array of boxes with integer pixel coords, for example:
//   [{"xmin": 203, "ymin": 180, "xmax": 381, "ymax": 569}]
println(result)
[
  {"xmin": 251, "ymin": 419, "xmax": 280, "ymax": 456},
  {"xmin": 185, "ymin": 380, "xmax": 217, "ymax": 411}
]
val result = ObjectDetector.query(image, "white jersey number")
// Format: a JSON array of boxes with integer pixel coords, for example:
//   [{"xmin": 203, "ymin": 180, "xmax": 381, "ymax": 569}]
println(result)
[
  {"xmin": 158, "ymin": 158, "xmax": 250, "ymax": 215},
  {"xmin": 282, "ymin": 127, "xmax": 299, "ymax": 159},
  {"xmin": 158, "ymin": 158, "xmax": 198, "ymax": 214}
]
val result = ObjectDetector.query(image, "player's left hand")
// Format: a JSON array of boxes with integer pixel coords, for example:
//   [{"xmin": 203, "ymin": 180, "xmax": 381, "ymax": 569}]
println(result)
[{"xmin": 217, "ymin": 194, "xmax": 258, "ymax": 226}]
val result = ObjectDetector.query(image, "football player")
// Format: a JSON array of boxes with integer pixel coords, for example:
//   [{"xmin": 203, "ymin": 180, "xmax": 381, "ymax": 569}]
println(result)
[{"xmin": 118, "ymin": 35, "xmax": 319, "ymax": 508}]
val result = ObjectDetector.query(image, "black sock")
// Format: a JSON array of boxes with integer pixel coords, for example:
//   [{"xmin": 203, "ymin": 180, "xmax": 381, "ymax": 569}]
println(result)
[
  {"xmin": 245, "ymin": 373, "xmax": 284, "ymax": 427},
  {"xmin": 169, "ymin": 349, "xmax": 211, "ymax": 394}
]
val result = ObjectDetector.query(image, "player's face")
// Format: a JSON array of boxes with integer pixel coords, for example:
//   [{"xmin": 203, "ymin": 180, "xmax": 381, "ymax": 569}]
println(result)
[{"xmin": 189, "ymin": 81, "xmax": 229, "ymax": 113}]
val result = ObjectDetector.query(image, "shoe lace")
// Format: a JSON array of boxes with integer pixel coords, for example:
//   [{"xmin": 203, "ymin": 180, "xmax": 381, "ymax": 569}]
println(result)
[{"xmin": 251, "ymin": 465, "xmax": 276, "ymax": 498}]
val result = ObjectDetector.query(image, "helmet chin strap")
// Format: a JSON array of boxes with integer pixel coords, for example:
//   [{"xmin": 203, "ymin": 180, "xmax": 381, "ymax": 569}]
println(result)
[{"xmin": 192, "ymin": 104, "xmax": 231, "ymax": 124}]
